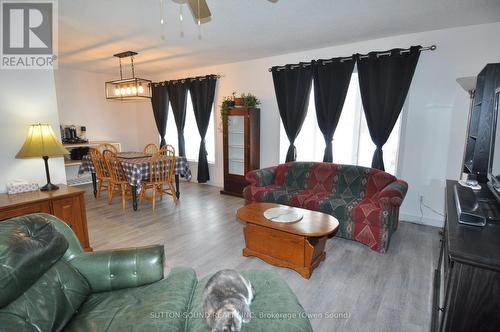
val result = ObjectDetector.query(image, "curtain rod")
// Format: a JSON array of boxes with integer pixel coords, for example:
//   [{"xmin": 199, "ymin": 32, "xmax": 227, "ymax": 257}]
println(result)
[
  {"xmin": 268, "ymin": 45, "xmax": 437, "ymax": 72},
  {"xmin": 153, "ymin": 74, "xmax": 222, "ymax": 86}
]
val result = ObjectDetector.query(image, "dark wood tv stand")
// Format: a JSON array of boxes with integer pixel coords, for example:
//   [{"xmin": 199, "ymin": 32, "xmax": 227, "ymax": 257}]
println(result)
[{"xmin": 432, "ymin": 180, "xmax": 500, "ymax": 331}]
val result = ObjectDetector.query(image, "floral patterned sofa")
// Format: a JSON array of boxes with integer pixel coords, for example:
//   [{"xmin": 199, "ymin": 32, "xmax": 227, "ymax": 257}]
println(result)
[{"xmin": 243, "ymin": 162, "xmax": 408, "ymax": 253}]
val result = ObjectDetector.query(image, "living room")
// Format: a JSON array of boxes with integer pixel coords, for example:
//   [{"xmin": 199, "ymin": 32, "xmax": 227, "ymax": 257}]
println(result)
[{"xmin": 1, "ymin": 1, "xmax": 500, "ymax": 331}]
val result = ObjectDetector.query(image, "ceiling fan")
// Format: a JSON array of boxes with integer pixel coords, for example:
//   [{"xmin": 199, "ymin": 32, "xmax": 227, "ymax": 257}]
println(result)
[
  {"xmin": 160, "ymin": 0, "xmax": 278, "ymax": 39},
  {"xmin": 170, "ymin": 0, "xmax": 278, "ymax": 25},
  {"xmin": 171, "ymin": 0, "xmax": 211, "ymax": 24}
]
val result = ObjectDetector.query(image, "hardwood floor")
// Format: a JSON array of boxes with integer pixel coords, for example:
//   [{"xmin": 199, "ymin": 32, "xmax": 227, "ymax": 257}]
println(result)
[{"xmin": 83, "ymin": 181, "xmax": 440, "ymax": 332}]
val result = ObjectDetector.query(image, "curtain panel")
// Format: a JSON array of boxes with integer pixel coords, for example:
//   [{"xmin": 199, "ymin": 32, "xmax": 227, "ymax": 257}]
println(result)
[
  {"xmin": 189, "ymin": 75, "xmax": 218, "ymax": 183},
  {"xmin": 312, "ymin": 58, "xmax": 355, "ymax": 162},
  {"xmin": 271, "ymin": 63, "xmax": 313, "ymax": 162},
  {"xmin": 167, "ymin": 81, "xmax": 189, "ymax": 157},
  {"xmin": 356, "ymin": 45, "xmax": 421, "ymax": 171},
  {"xmin": 150, "ymin": 84, "xmax": 169, "ymax": 147}
]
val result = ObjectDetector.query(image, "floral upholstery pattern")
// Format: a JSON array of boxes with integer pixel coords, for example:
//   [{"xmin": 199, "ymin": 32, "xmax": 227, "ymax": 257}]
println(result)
[{"xmin": 243, "ymin": 162, "xmax": 408, "ymax": 253}]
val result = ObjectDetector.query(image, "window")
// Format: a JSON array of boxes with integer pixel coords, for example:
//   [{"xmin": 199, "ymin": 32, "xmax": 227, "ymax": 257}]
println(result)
[
  {"xmin": 165, "ymin": 91, "xmax": 215, "ymax": 163},
  {"xmin": 279, "ymin": 73, "xmax": 401, "ymax": 175}
]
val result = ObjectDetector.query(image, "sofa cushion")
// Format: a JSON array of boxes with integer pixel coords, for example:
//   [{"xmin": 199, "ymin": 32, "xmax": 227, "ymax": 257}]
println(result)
[
  {"xmin": 289, "ymin": 190, "xmax": 330, "ymax": 209},
  {"xmin": 0, "ymin": 214, "xmax": 69, "ymax": 307},
  {"xmin": 64, "ymin": 267, "xmax": 197, "ymax": 332},
  {"xmin": 185, "ymin": 269, "xmax": 313, "ymax": 332},
  {"xmin": 333, "ymin": 164, "xmax": 373, "ymax": 197},
  {"xmin": 279, "ymin": 162, "xmax": 315, "ymax": 190},
  {"xmin": 0, "ymin": 259, "xmax": 90, "ymax": 331},
  {"xmin": 272, "ymin": 163, "xmax": 290, "ymax": 186},
  {"xmin": 243, "ymin": 184, "xmax": 280, "ymax": 203},
  {"xmin": 317, "ymin": 194, "xmax": 363, "ymax": 238},
  {"xmin": 305, "ymin": 162, "xmax": 337, "ymax": 192},
  {"xmin": 258, "ymin": 186, "xmax": 304, "ymax": 206}
]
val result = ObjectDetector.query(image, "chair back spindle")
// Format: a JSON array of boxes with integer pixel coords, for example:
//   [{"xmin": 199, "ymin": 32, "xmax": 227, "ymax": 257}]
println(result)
[
  {"xmin": 149, "ymin": 147, "xmax": 175, "ymax": 184},
  {"xmin": 144, "ymin": 143, "xmax": 159, "ymax": 155},
  {"xmin": 97, "ymin": 143, "xmax": 118, "ymax": 155},
  {"xmin": 103, "ymin": 150, "xmax": 127, "ymax": 183}
]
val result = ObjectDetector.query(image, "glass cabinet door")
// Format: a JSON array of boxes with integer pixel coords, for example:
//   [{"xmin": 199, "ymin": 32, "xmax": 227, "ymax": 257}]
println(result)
[{"xmin": 227, "ymin": 115, "xmax": 245, "ymax": 176}]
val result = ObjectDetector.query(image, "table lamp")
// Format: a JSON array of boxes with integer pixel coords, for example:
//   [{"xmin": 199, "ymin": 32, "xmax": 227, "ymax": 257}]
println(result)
[{"xmin": 15, "ymin": 123, "xmax": 69, "ymax": 191}]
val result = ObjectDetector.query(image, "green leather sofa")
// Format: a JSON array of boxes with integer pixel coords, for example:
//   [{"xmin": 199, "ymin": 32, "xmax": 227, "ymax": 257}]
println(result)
[{"xmin": 0, "ymin": 213, "xmax": 312, "ymax": 332}]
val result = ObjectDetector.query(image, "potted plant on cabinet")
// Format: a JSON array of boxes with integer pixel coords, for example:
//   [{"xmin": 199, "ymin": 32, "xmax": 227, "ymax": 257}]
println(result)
[
  {"xmin": 241, "ymin": 93, "xmax": 260, "ymax": 108},
  {"xmin": 220, "ymin": 95, "xmax": 235, "ymax": 122},
  {"xmin": 220, "ymin": 92, "xmax": 260, "ymax": 122}
]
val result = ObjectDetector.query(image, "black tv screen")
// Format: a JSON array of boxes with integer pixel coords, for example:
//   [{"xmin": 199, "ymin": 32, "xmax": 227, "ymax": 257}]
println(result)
[{"xmin": 487, "ymin": 88, "xmax": 500, "ymax": 199}]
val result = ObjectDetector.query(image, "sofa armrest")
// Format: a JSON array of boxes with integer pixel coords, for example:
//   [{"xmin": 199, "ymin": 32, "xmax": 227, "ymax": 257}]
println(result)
[
  {"xmin": 373, "ymin": 180, "xmax": 408, "ymax": 207},
  {"xmin": 68, "ymin": 245, "xmax": 165, "ymax": 293},
  {"xmin": 245, "ymin": 166, "xmax": 277, "ymax": 187}
]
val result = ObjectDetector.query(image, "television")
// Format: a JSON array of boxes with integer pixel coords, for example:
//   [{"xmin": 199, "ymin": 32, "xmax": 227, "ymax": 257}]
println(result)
[{"xmin": 487, "ymin": 87, "xmax": 500, "ymax": 201}]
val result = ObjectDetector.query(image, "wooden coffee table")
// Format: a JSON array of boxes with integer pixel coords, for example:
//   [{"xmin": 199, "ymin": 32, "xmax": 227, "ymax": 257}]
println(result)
[{"xmin": 236, "ymin": 202, "xmax": 339, "ymax": 279}]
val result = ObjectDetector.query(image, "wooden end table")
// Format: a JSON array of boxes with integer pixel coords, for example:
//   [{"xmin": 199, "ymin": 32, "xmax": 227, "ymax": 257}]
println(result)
[{"xmin": 236, "ymin": 202, "xmax": 339, "ymax": 279}]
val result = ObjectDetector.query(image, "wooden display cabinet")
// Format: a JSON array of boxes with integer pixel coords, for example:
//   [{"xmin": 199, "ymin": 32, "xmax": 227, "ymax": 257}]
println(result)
[{"xmin": 221, "ymin": 107, "xmax": 260, "ymax": 197}]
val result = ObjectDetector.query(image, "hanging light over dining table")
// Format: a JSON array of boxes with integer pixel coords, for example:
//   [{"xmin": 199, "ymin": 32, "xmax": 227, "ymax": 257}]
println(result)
[{"xmin": 105, "ymin": 51, "xmax": 152, "ymax": 101}]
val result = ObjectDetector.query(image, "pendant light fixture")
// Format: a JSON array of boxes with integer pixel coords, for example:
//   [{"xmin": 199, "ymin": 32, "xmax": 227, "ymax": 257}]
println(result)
[{"xmin": 105, "ymin": 51, "xmax": 152, "ymax": 101}]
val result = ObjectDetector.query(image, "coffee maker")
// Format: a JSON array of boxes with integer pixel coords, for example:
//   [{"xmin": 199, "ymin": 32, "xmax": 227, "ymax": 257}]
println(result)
[{"xmin": 60, "ymin": 125, "xmax": 89, "ymax": 144}]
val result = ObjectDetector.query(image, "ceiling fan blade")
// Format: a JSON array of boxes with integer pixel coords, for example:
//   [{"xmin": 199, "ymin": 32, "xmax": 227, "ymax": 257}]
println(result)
[{"xmin": 187, "ymin": 0, "xmax": 211, "ymax": 22}]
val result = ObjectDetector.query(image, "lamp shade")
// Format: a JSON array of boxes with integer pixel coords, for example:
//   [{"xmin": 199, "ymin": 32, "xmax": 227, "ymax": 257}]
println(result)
[
  {"xmin": 16, "ymin": 124, "xmax": 69, "ymax": 158},
  {"xmin": 456, "ymin": 76, "xmax": 477, "ymax": 94}
]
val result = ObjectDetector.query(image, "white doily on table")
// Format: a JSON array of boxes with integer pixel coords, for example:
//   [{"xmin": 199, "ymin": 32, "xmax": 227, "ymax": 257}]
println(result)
[{"xmin": 263, "ymin": 207, "xmax": 303, "ymax": 223}]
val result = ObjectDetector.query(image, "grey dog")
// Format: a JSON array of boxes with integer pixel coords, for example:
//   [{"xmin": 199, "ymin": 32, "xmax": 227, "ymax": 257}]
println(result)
[{"xmin": 202, "ymin": 269, "xmax": 255, "ymax": 332}]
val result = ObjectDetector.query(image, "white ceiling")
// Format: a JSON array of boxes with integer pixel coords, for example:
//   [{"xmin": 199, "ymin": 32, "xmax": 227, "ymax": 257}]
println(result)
[{"xmin": 58, "ymin": 0, "xmax": 500, "ymax": 76}]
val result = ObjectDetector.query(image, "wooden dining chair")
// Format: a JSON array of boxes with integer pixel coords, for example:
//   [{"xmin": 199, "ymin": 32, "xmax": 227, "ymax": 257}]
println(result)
[
  {"xmin": 88, "ymin": 148, "xmax": 110, "ymax": 200},
  {"xmin": 158, "ymin": 144, "xmax": 174, "ymax": 156},
  {"xmin": 97, "ymin": 143, "xmax": 118, "ymax": 155},
  {"xmin": 144, "ymin": 143, "xmax": 159, "ymax": 155},
  {"xmin": 103, "ymin": 150, "xmax": 132, "ymax": 210},
  {"xmin": 140, "ymin": 145, "xmax": 177, "ymax": 211}
]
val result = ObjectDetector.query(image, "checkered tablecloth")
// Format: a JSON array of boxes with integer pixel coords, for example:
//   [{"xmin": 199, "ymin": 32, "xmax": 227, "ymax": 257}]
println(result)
[{"xmin": 78, "ymin": 154, "xmax": 192, "ymax": 188}]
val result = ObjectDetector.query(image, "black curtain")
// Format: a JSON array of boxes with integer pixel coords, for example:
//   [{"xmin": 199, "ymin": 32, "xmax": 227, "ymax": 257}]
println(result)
[
  {"xmin": 167, "ymin": 81, "xmax": 188, "ymax": 157},
  {"xmin": 151, "ymin": 84, "xmax": 169, "ymax": 146},
  {"xmin": 357, "ymin": 45, "xmax": 421, "ymax": 170},
  {"xmin": 189, "ymin": 75, "xmax": 217, "ymax": 183},
  {"xmin": 312, "ymin": 58, "xmax": 355, "ymax": 162},
  {"xmin": 271, "ymin": 64, "xmax": 313, "ymax": 162}
]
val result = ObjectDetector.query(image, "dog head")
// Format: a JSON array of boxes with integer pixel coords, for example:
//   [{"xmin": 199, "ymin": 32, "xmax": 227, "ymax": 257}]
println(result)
[{"xmin": 212, "ymin": 306, "xmax": 242, "ymax": 332}]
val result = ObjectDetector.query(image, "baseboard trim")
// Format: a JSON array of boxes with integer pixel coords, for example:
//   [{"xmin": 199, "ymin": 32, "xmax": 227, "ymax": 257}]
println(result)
[{"xmin": 400, "ymin": 213, "xmax": 443, "ymax": 228}]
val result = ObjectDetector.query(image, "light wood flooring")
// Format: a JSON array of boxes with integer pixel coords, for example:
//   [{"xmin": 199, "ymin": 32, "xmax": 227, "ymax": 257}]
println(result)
[{"xmin": 83, "ymin": 182, "xmax": 440, "ymax": 332}]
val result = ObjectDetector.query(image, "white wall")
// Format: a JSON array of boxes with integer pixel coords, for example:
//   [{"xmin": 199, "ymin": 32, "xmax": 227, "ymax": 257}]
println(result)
[
  {"xmin": 54, "ymin": 68, "xmax": 156, "ymax": 151},
  {"xmin": 145, "ymin": 22, "xmax": 500, "ymax": 227},
  {"xmin": 0, "ymin": 70, "xmax": 66, "ymax": 192}
]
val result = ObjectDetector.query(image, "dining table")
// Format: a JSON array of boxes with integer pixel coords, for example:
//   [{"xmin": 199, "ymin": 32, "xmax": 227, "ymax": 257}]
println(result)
[{"xmin": 78, "ymin": 152, "xmax": 192, "ymax": 211}]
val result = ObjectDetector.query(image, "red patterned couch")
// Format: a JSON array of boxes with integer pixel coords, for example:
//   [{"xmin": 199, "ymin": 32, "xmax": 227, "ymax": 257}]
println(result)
[{"xmin": 243, "ymin": 162, "xmax": 408, "ymax": 253}]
